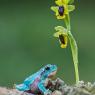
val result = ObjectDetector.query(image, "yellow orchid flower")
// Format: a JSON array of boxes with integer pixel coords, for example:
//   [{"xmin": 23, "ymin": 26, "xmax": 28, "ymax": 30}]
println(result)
[
  {"xmin": 55, "ymin": 0, "xmax": 68, "ymax": 5},
  {"xmin": 54, "ymin": 26, "xmax": 68, "ymax": 48},
  {"xmin": 55, "ymin": 0, "xmax": 74, "ymax": 5},
  {"xmin": 51, "ymin": 0, "xmax": 75, "ymax": 19}
]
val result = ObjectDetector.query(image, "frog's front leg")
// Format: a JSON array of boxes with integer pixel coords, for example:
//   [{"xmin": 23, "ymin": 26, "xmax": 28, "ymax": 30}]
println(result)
[{"xmin": 38, "ymin": 80, "xmax": 51, "ymax": 95}]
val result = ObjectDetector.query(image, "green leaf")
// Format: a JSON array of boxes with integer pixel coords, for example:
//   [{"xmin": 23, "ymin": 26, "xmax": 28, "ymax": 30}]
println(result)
[
  {"xmin": 55, "ymin": 26, "xmax": 66, "ymax": 32},
  {"xmin": 51, "ymin": 6, "xmax": 58, "ymax": 12},
  {"xmin": 54, "ymin": 26, "xmax": 67, "ymax": 37},
  {"xmin": 68, "ymin": 5, "xmax": 75, "ymax": 12},
  {"xmin": 68, "ymin": 0, "xmax": 74, "ymax": 4}
]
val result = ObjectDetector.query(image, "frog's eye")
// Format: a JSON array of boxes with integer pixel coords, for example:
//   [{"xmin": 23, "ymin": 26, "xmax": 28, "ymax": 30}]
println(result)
[{"xmin": 45, "ymin": 66, "xmax": 50, "ymax": 71}]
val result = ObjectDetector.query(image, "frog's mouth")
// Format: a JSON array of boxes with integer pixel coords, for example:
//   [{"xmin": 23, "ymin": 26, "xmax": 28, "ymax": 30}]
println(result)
[{"xmin": 48, "ymin": 71, "xmax": 57, "ymax": 78}]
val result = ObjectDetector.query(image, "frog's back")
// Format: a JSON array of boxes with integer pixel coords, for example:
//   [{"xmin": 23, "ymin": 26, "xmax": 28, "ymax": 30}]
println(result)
[
  {"xmin": 16, "ymin": 71, "xmax": 41, "ymax": 91},
  {"xmin": 24, "ymin": 71, "xmax": 41, "ymax": 86}
]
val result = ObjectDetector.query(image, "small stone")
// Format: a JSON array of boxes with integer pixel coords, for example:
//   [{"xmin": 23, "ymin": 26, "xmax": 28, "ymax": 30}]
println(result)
[
  {"xmin": 87, "ymin": 82, "xmax": 92, "ymax": 88},
  {"xmin": 52, "ymin": 90, "xmax": 62, "ymax": 95},
  {"xmin": 55, "ymin": 78, "xmax": 65, "ymax": 85}
]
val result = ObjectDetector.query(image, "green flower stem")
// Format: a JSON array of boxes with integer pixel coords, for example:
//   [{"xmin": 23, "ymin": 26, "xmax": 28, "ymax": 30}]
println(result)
[
  {"xmin": 65, "ymin": 14, "xmax": 71, "ymax": 31},
  {"xmin": 65, "ymin": 14, "xmax": 79, "ymax": 83},
  {"xmin": 68, "ymin": 32, "xmax": 79, "ymax": 83}
]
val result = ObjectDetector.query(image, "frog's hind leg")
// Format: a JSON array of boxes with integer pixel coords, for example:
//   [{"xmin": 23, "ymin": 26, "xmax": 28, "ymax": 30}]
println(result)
[{"xmin": 16, "ymin": 84, "xmax": 29, "ymax": 91}]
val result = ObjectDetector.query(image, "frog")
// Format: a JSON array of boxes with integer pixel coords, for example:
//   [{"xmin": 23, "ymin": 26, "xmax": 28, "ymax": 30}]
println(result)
[{"xmin": 15, "ymin": 64, "xmax": 57, "ymax": 95}]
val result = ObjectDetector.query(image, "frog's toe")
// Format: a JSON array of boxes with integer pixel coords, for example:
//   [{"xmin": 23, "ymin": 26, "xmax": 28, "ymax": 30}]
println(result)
[{"xmin": 16, "ymin": 84, "xmax": 29, "ymax": 91}]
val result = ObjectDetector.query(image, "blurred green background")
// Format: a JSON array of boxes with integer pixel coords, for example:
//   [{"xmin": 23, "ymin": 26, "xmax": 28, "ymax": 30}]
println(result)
[{"xmin": 0, "ymin": 0, "xmax": 95, "ymax": 87}]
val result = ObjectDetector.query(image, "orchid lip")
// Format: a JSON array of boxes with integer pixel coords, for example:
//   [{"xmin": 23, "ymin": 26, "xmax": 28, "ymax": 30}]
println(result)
[
  {"xmin": 58, "ymin": 6, "xmax": 64, "ymax": 16},
  {"xmin": 59, "ymin": 35, "xmax": 65, "ymax": 44}
]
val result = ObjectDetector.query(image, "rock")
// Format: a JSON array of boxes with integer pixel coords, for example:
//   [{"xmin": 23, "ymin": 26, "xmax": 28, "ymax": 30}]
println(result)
[
  {"xmin": 0, "ymin": 79, "xmax": 95, "ymax": 95},
  {"xmin": 0, "ymin": 87, "xmax": 23, "ymax": 95}
]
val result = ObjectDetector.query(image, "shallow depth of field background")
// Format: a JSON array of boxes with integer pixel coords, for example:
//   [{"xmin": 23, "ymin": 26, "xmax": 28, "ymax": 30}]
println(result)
[{"xmin": 0, "ymin": 0, "xmax": 95, "ymax": 87}]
